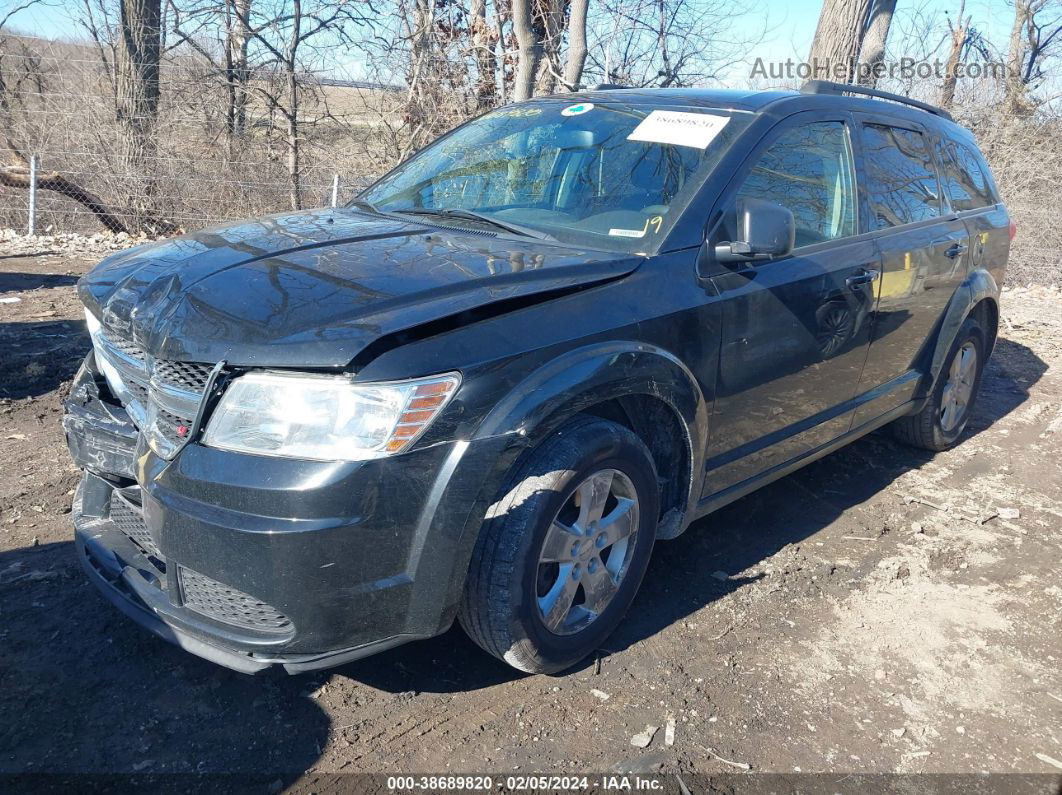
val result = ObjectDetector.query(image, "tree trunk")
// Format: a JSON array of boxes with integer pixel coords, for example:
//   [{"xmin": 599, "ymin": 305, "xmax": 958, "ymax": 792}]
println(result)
[
  {"xmin": 470, "ymin": 0, "xmax": 499, "ymax": 109},
  {"xmin": 285, "ymin": 79, "xmax": 300, "ymax": 210},
  {"xmin": 285, "ymin": 0, "xmax": 301, "ymax": 210},
  {"xmin": 657, "ymin": 0, "xmax": 674, "ymax": 86},
  {"xmin": 534, "ymin": 0, "xmax": 564, "ymax": 95},
  {"xmin": 808, "ymin": 0, "xmax": 873, "ymax": 84},
  {"xmin": 939, "ymin": 1, "xmax": 968, "ymax": 109},
  {"xmin": 404, "ymin": 0, "xmax": 433, "ymax": 138},
  {"xmin": 857, "ymin": 0, "xmax": 896, "ymax": 86},
  {"xmin": 561, "ymin": 0, "xmax": 588, "ymax": 90},
  {"xmin": 226, "ymin": 0, "xmax": 251, "ymax": 140},
  {"xmin": 512, "ymin": 0, "xmax": 542, "ymax": 101},
  {"xmin": 115, "ymin": 0, "xmax": 162, "ymax": 227},
  {"xmin": 1005, "ymin": 0, "xmax": 1033, "ymax": 115}
]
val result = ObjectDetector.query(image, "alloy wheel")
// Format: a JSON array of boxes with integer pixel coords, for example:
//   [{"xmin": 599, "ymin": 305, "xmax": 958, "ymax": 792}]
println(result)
[
  {"xmin": 535, "ymin": 469, "xmax": 639, "ymax": 636},
  {"xmin": 940, "ymin": 341, "xmax": 978, "ymax": 432}
]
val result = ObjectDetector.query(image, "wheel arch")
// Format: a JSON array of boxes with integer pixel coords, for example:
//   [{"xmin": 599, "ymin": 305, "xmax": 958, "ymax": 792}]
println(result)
[
  {"xmin": 473, "ymin": 341, "xmax": 710, "ymax": 539},
  {"xmin": 923, "ymin": 268, "xmax": 999, "ymax": 396}
]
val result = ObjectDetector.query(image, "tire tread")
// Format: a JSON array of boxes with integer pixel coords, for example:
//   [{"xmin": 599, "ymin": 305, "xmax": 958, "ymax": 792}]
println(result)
[{"xmin": 458, "ymin": 415, "xmax": 655, "ymax": 672}]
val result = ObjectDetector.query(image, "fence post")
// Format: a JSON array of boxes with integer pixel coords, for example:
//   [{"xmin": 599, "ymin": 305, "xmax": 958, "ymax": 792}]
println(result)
[
  {"xmin": 331, "ymin": 174, "xmax": 340, "ymax": 208},
  {"xmin": 27, "ymin": 155, "xmax": 38, "ymax": 237}
]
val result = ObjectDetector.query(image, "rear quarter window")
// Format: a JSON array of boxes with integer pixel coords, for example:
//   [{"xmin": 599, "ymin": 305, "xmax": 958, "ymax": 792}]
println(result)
[
  {"xmin": 939, "ymin": 140, "xmax": 996, "ymax": 210},
  {"xmin": 860, "ymin": 124, "xmax": 942, "ymax": 229}
]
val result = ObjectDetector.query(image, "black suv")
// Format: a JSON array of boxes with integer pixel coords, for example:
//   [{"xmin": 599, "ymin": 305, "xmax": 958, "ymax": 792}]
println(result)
[{"xmin": 65, "ymin": 81, "xmax": 1011, "ymax": 674}]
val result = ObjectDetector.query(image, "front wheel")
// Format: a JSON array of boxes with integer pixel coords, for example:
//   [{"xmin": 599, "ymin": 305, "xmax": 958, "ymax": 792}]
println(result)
[
  {"xmin": 458, "ymin": 416, "xmax": 659, "ymax": 674},
  {"xmin": 890, "ymin": 316, "xmax": 986, "ymax": 451}
]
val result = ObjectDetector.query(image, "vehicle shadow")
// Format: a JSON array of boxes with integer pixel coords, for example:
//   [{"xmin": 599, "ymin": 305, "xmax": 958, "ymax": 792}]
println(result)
[
  {"xmin": 0, "ymin": 319, "xmax": 89, "ymax": 399},
  {"xmin": 0, "ymin": 271, "xmax": 79, "ymax": 291},
  {"xmin": 0, "ymin": 541, "xmax": 332, "ymax": 780},
  {"xmin": 338, "ymin": 335, "xmax": 1047, "ymax": 692}
]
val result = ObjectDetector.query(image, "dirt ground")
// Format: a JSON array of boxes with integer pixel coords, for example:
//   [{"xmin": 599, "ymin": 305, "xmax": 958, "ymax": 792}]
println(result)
[{"xmin": 1, "ymin": 243, "xmax": 1061, "ymax": 783}]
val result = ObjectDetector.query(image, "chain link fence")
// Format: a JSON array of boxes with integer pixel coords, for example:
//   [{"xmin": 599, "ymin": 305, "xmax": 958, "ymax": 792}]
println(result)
[{"xmin": 0, "ymin": 40, "xmax": 405, "ymax": 237}]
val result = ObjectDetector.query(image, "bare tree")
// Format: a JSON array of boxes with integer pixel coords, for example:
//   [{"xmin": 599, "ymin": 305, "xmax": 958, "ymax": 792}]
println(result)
[
  {"xmin": 115, "ymin": 0, "xmax": 162, "ymax": 221},
  {"xmin": 165, "ymin": 0, "xmax": 247, "ymax": 148},
  {"xmin": 808, "ymin": 0, "xmax": 873, "ymax": 82},
  {"xmin": 1005, "ymin": 0, "xmax": 1062, "ymax": 115},
  {"xmin": 585, "ymin": 0, "xmax": 757, "ymax": 88},
  {"xmin": 940, "ymin": 0, "xmax": 972, "ymax": 108},
  {"xmin": 233, "ymin": 0, "xmax": 373, "ymax": 209},
  {"xmin": 225, "ymin": 0, "xmax": 251, "ymax": 137},
  {"xmin": 2, "ymin": 6, "xmax": 130, "ymax": 233},
  {"xmin": 470, "ymin": 0, "xmax": 499, "ymax": 107}
]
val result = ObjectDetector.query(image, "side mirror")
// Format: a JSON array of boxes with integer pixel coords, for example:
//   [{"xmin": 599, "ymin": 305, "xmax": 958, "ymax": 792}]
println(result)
[{"xmin": 715, "ymin": 198, "xmax": 795, "ymax": 263}]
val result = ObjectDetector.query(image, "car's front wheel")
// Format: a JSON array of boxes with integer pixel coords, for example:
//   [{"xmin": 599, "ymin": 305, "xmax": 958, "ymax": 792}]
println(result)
[{"xmin": 459, "ymin": 415, "xmax": 659, "ymax": 674}]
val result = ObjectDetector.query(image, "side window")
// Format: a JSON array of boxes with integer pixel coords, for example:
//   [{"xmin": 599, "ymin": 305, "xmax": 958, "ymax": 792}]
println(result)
[
  {"xmin": 957, "ymin": 143, "xmax": 996, "ymax": 207},
  {"xmin": 860, "ymin": 124, "xmax": 941, "ymax": 228},
  {"xmin": 733, "ymin": 121, "xmax": 856, "ymax": 248},
  {"xmin": 939, "ymin": 140, "xmax": 995, "ymax": 211}
]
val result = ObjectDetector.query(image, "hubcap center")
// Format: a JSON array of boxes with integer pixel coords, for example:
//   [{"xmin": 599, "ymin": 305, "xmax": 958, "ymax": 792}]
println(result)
[{"xmin": 572, "ymin": 539, "xmax": 594, "ymax": 560}]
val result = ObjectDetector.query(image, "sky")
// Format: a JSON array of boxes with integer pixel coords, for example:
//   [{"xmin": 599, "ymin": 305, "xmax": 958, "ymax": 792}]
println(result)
[{"xmin": 0, "ymin": 0, "xmax": 1023, "ymax": 86}]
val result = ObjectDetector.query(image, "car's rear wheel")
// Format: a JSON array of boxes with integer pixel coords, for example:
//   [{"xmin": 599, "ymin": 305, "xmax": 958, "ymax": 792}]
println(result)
[
  {"xmin": 891, "ymin": 316, "xmax": 986, "ymax": 451},
  {"xmin": 458, "ymin": 415, "xmax": 659, "ymax": 674}
]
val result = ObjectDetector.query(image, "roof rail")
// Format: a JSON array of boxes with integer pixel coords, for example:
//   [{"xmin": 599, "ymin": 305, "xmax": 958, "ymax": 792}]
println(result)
[
  {"xmin": 586, "ymin": 83, "xmax": 630, "ymax": 91},
  {"xmin": 800, "ymin": 79, "xmax": 953, "ymax": 122}
]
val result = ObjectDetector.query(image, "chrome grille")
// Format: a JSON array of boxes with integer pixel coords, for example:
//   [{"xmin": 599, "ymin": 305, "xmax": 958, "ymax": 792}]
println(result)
[
  {"xmin": 178, "ymin": 566, "xmax": 293, "ymax": 634},
  {"xmin": 90, "ymin": 321, "xmax": 220, "ymax": 459},
  {"xmin": 100, "ymin": 327, "xmax": 146, "ymax": 363},
  {"xmin": 109, "ymin": 491, "xmax": 161, "ymax": 559},
  {"xmin": 153, "ymin": 360, "xmax": 214, "ymax": 392}
]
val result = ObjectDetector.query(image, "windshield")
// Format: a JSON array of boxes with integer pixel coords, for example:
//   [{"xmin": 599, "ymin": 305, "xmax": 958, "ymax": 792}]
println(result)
[{"xmin": 358, "ymin": 100, "xmax": 752, "ymax": 253}]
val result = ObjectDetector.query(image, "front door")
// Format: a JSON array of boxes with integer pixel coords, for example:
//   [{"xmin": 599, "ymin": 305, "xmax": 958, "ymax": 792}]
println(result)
[{"xmin": 703, "ymin": 114, "xmax": 879, "ymax": 496}]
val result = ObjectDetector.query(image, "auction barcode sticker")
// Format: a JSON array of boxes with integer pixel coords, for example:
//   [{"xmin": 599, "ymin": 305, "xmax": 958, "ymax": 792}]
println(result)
[{"xmin": 627, "ymin": 110, "xmax": 730, "ymax": 149}]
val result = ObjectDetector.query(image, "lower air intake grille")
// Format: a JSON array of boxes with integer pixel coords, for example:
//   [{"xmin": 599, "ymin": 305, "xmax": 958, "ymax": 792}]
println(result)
[
  {"xmin": 178, "ymin": 567, "xmax": 293, "ymax": 634},
  {"xmin": 109, "ymin": 493, "xmax": 161, "ymax": 559}
]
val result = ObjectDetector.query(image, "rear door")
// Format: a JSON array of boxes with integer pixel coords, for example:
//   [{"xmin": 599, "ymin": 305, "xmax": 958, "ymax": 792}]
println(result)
[
  {"xmin": 703, "ymin": 112, "xmax": 880, "ymax": 496},
  {"xmin": 937, "ymin": 137, "xmax": 1012, "ymax": 289},
  {"xmin": 850, "ymin": 115, "xmax": 970, "ymax": 427}
]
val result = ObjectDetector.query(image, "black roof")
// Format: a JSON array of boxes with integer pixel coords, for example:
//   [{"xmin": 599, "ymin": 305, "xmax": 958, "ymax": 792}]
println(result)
[{"xmin": 556, "ymin": 87, "xmax": 796, "ymax": 113}]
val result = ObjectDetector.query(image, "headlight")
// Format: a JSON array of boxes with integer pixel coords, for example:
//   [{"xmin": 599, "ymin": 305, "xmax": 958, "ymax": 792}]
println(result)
[{"xmin": 202, "ymin": 371, "xmax": 460, "ymax": 461}]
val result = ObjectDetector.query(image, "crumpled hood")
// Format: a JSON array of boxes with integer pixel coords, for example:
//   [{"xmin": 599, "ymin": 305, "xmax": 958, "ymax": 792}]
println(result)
[{"xmin": 79, "ymin": 208, "xmax": 641, "ymax": 368}]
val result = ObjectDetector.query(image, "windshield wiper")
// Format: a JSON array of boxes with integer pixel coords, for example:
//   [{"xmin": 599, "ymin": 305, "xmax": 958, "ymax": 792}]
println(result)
[
  {"xmin": 391, "ymin": 208, "xmax": 556, "ymax": 241},
  {"xmin": 348, "ymin": 199, "xmax": 382, "ymax": 215}
]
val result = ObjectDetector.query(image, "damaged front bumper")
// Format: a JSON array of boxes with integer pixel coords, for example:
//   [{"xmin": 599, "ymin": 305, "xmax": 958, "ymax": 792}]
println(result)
[{"xmin": 64, "ymin": 353, "xmax": 504, "ymax": 674}]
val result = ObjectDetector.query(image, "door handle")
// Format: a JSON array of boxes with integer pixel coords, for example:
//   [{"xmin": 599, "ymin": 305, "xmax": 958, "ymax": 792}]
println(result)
[
  {"xmin": 846, "ymin": 269, "xmax": 879, "ymax": 289},
  {"xmin": 945, "ymin": 243, "xmax": 968, "ymax": 259}
]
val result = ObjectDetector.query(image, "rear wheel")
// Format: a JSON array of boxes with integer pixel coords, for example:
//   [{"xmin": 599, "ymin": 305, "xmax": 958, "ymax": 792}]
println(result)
[
  {"xmin": 458, "ymin": 416, "xmax": 659, "ymax": 674},
  {"xmin": 891, "ymin": 316, "xmax": 985, "ymax": 451}
]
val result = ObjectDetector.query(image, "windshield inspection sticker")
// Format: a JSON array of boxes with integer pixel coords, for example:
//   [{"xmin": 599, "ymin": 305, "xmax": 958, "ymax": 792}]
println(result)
[
  {"xmin": 627, "ymin": 110, "xmax": 729, "ymax": 149},
  {"xmin": 561, "ymin": 102, "xmax": 594, "ymax": 116},
  {"xmin": 609, "ymin": 216, "xmax": 664, "ymax": 238}
]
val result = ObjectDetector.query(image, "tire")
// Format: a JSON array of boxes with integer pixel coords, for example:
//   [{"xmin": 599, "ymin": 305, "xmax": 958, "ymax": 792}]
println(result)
[
  {"xmin": 458, "ymin": 415, "xmax": 659, "ymax": 674},
  {"xmin": 890, "ymin": 316, "xmax": 986, "ymax": 451}
]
